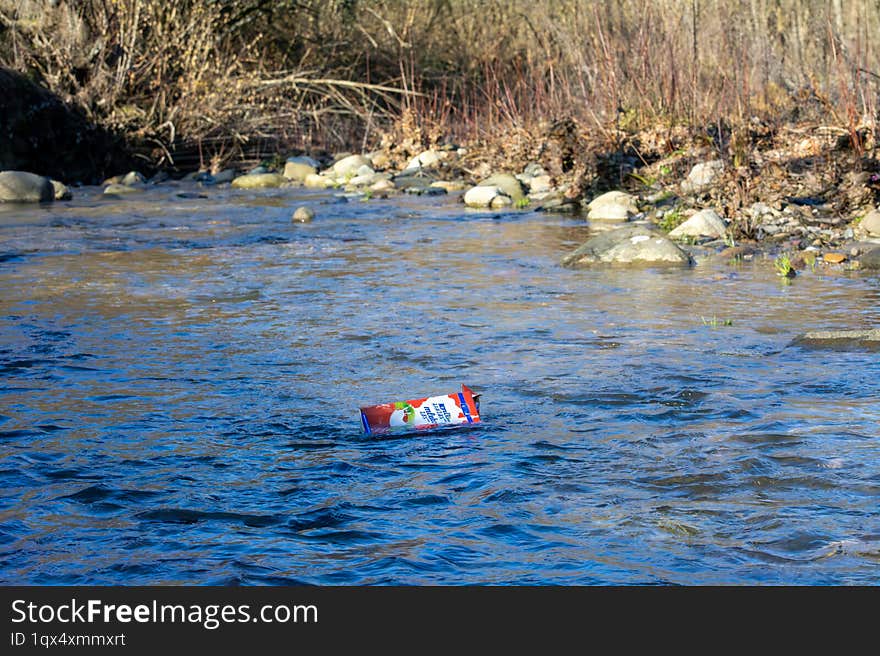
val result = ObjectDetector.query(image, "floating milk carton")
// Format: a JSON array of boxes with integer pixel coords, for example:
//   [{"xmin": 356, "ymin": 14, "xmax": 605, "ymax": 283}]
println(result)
[{"xmin": 360, "ymin": 385, "xmax": 481, "ymax": 434}]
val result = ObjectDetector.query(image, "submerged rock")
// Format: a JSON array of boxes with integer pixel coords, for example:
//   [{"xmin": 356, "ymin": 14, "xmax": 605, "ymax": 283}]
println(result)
[
  {"xmin": 292, "ymin": 206, "xmax": 314, "ymax": 223},
  {"xmin": 230, "ymin": 173, "xmax": 288, "ymax": 189},
  {"xmin": 0, "ymin": 171, "xmax": 54, "ymax": 202},
  {"xmin": 668, "ymin": 209, "xmax": 727, "ymax": 239},
  {"xmin": 792, "ymin": 329, "xmax": 880, "ymax": 350},
  {"xmin": 561, "ymin": 224, "xmax": 693, "ymax": 268}
]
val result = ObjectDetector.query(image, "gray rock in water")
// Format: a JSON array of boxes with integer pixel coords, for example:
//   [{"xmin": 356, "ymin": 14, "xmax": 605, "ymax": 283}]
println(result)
[
  {"xmin": 0, "ymin": 170, "xmax": 54, "ymax": 202},
  {"xmin": 51, "ymin": 180, "xmax": 72, "ymax": 200},
  {"xmin": 792, "ymin": 329, "xmax": 880, "ymax": 350},
  {"xmin": 104, "ymin": 183, "xmax": 141, "ymax": 195},
  {"xmin": 212, "ymin": 169, "xmax": 236, "ymax": 184},
  {"xmin": 292, "ymin": 206, "xmax": 314, "ymax": 223},
  {"xmin": 859, "ymin": 247, "xmax": 880, "ymax": 269},
  {"xmin": 561, "ymin": 225, "xmax": 693, "ymax": 268},
  {"xmin": 231, "ymin": 173, "xmax": 287, "ymax": 189},
  {"xmin": 121, "ymin": 171, "xmax": 146, "ymax": 186}
]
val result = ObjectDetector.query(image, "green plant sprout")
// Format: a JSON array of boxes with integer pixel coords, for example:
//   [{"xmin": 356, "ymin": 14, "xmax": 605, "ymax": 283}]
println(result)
[
  {"xmin": 774, "ymin": 253, "xmax": 796, "ymax": 278},
  {"xmin": 701, "ymin": 315, "xmax": 733, "ymax": 327}
]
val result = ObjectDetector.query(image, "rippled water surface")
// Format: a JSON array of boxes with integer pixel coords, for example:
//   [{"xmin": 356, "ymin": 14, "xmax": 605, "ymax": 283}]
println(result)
[{"xmin": 1, "ymin": 183, "xmax": 879, "ymax": 584}]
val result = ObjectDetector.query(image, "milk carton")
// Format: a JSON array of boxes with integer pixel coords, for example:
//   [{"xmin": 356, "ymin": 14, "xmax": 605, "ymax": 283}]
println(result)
[{"xmin": 360, "ymin": 385, "xmax": 481, "ymax": 434}]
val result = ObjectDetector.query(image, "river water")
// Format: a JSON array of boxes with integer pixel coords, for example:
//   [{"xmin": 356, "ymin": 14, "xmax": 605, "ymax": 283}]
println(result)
[{"xmin": 1, "ymin": 183, "xmax": 878, "ymax": 585}]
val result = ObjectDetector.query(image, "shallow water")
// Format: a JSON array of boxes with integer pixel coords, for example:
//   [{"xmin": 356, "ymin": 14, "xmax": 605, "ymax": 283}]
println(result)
[{"xmin": 1, "ymin": 183, "xmax": 878, "ymax": 585}]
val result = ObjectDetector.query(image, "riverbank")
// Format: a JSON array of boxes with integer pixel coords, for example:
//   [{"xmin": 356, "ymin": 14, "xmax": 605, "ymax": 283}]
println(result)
[{"xmin": 3, "ymin": 114, "xmax": 880, "ymax": 275}]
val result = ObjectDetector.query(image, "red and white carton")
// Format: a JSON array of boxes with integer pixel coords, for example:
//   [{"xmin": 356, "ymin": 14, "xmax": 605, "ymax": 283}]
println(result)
[{"xmin": 360, "ymin": 385, "xmax": 481, "ymax": 434}]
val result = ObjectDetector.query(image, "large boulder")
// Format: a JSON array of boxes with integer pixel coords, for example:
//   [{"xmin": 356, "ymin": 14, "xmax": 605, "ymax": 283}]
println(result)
[
  {"xmin": 0, "ymin": 170, "xmax": 54, "ymax": 202},
  {"xmin": 668, "ymin": 209, "xmax": 727, "ymax": 239},
  {"xmin": 681, "ymin": 160, "xmax": 724, "ymax": 195},
  {"xmin": 561, "ymin": 224, "xmax": 693, "ymax": 268},
  {"xmin": 586, "ymin": 190, "xmax": 639, "ymax": 221}
]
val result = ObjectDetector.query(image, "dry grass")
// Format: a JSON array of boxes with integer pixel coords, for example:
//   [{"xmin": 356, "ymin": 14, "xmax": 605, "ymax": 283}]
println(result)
[{"xmin": 1, "ymin": 0, "xmax": 878, "ymax": 172}]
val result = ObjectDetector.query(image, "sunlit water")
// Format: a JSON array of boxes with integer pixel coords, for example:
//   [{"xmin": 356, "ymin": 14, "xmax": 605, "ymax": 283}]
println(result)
[{"xmin": 1, "ymin": 182, "xmax": 878, "ymax": 585}]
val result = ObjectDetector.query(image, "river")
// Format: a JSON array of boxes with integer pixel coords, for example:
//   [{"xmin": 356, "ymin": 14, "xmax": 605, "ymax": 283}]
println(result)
[{"xmin": 1, "ymin": 182, "xmax": 878, "ymax": 584}]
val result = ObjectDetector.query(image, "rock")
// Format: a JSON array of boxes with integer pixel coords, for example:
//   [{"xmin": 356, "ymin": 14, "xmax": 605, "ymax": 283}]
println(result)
[
  {"xmin": 304, "ymin": 173, "xmax": 333, "ymax": 189},
  {"xmin": 331, "ymin": 154, "xmax": 372, "ymax": 177},
  {"xmin": 287, "ymin": 155, "xmax": 319, "ymax": 168},
  {"xmin": 528, "ymin": 175, "xmax": 553, "ymax": 194},
  {"xmin": 586, "ymin": 190, "xmax": 638, "ymax": 221},
  {"xmin": 0, "ymin": 170, "xmax": 54, "ymax": 202},
  {"xmin": 859, "ymin": 247, "xmax": 880, "ymax": 269},
  {"xmin": 561, "ymin": 225, "xmax": 693, "ymax": 268},
  {"xmin": 247, "ymin": 165, "xmax": 270, "ymax": 175},
  {"xmin": 822, "ymin": 252, "xmax": 847, "ymax": 264},
  {"xmin": 792, "ymin": 329, "xmax": 880, "ymax": 349},
  {"xmin": 230, "ymin": 173, "xmax": 288, "ymax": 189},
  {"xmin": 121, "ymin": 171, "xmax": 146, "ymax": 186},
  {"xmin": 370, "ymin": 179, "xmax": 395, "ymax": 192},
  {"xmin": 348, "ymin": 172, "xmax": 378, "ymax": 187},
  {"xmin": 283, "ymin": 159, "xmax": 317, "ymax": 181},
  {"xmin": 681, "ymin": 160, "xmax": 724, "ymax": 194},
  {"xmin": 368, "ymin": 151, "xmax": 390, "ymax": 170},
  {"xmin": 860, "ymin": 209, "xmax": 880, "ymax": 236},
  {"xmin": 490, "ymin": 194, "xmax": 512, "ymax": 208},
  {"xmin": 405, "ymin": 150, "xmax": 442, "ymax": 170},
  {"xmin": 464, "ymin": 185, "xmax": 506, "ymax": 208},
  {"xmin": 104, "ymin": 171, "xmax": 146, "ymax": 186},
  {"xmin": 430, "ymin": 180, "xmax": 467, "ymax": 192},
  {"xmin": 292, "ymin": 206, "xmax": 314, "ymax": 223},
  {"xmin": 524, "ymin": 162, "xmax": 547, "ymax": 177},
  {"xmin": 478, "ymin": 173, "xmax": 526, "ymax": 201},
  {"xmin": 668, "ymin": 209, "xmax": 727, "ymax": 239},
  {"xmin": 51, "ymin": 180, "xmax": 72, "ymax": 200},
  {"xmin": 212, "ymin": 169, "xmax": 236, "ymax": 184},
  {"xmin": 104, "ymin": 183, "xmax": 140, "ymax": 195}
]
